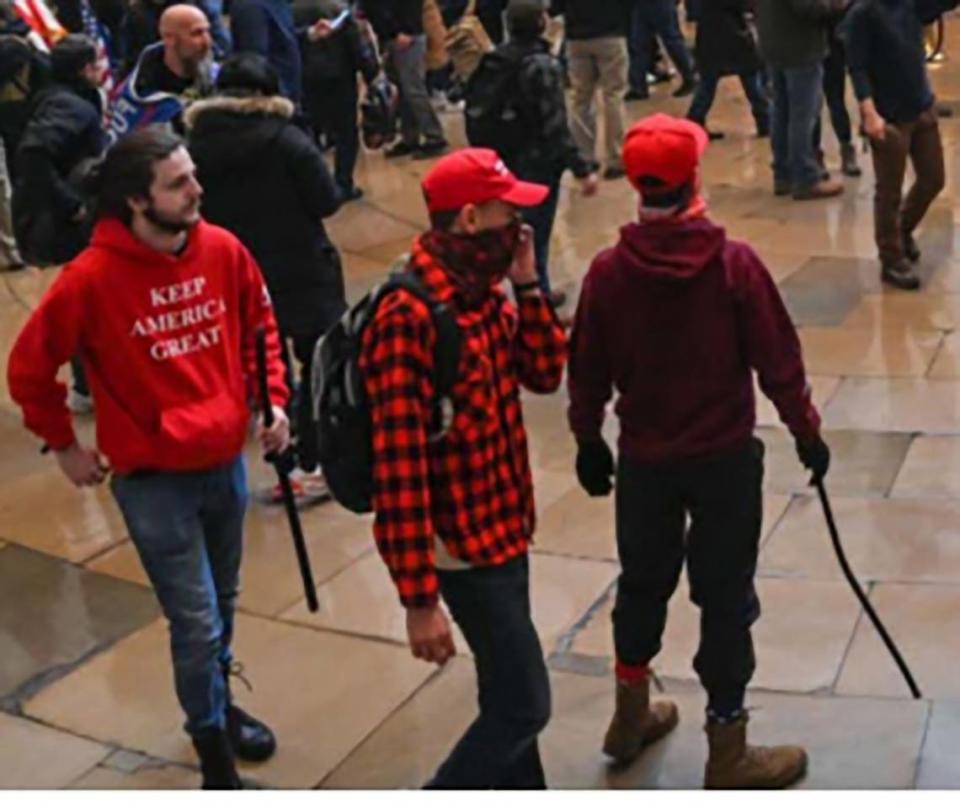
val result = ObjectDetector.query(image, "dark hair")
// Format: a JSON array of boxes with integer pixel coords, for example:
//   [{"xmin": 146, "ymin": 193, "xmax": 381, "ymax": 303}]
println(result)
[
  {"xmin": 216, "ymin": 52, "xmax": 280, "ymax": 97},
  {"xmin": 637, "ymin": 175, "xmax": 694, "ymax": 210},
  {"xmin": 50, "ymin": 34, "xmax": 96, "ymax": 83},
  {"xmin": 507, "ymin": 0, "xmax": 546, "ymax": 40},
  {"xmin": 95, "ymin": 126, "xmax": 185, "ymax": 224},
  {"xmin": 428, "ymin": 208, "xmax": 461, "ymax": 231}
]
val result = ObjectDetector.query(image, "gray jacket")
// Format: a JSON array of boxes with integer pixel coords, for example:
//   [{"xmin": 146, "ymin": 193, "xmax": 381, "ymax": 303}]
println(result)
[{"xmin": 756, "ymin": 0, "xmax": 846, "ymax": 68}]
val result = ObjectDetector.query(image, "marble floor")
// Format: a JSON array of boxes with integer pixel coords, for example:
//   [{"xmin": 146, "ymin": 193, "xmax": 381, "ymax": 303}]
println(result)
[{"xmin": 5, "ymin": 23, "xmax": 960, "ymax": 792}]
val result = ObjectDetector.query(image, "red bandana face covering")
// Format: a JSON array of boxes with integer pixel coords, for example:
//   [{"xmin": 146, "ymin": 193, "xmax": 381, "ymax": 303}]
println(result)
[{"xmin": 422, "ymin": 219, "xmax": 522, "ymax": 305}]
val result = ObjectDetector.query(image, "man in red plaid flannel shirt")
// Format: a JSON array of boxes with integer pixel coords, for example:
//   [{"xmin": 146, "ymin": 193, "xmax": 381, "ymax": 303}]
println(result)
[{"xmin": 359, "ymin": 148, "xmax": 567, "ymax": 788}]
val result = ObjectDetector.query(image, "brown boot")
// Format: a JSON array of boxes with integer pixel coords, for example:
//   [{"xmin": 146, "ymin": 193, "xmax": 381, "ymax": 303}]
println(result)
[
  {"xmin": 602, "ymin": 679, "xmax": 679, "ymax": 765},
  {"xmin": 703, "ymin": 713, "xmax": 807, "ymax": 790},
  {"xmin": 792, "ymin": 178, "xmax": 844, "ymax": 201}
]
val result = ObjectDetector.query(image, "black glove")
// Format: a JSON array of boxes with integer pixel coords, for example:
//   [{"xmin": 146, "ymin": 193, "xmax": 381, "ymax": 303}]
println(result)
[
  {"xmin": 576, "ymin": 439, "xmax": 615, "ymax": 497},
  {"xmin": 796, "ymin": 436, "xmax": 831, "ymax": 482}
]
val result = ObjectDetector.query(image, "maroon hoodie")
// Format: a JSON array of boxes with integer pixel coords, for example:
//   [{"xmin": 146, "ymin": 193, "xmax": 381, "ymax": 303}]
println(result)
[{"xmin": 568, "ymin": 216, "xmax": 820, "ymax": 464}]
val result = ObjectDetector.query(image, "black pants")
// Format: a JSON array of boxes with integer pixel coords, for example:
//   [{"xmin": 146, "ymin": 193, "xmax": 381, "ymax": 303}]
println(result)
[
  {"xmin": 428, "ymin": 555, "xmax": 551, "ymax": 789},
  {"xmin": 815, "ymin": 34, "xmax": 853, "ymax": 149},
  {"xmin": 280, "ymin": 333, "xmax": 321, "ymax": 472},
  {"xmin": 305, "ymin": 78, "xmax": 360, "ymax": 192},
  {"xmin": 613, "ymin": 440, "xmax": 763, "ymax": 712}
]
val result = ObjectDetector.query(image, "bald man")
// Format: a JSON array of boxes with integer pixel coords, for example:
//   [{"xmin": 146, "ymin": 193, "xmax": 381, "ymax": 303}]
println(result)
[{"xmin": 106, "ymin": 3, "xmax": 219, "ymax": 143}]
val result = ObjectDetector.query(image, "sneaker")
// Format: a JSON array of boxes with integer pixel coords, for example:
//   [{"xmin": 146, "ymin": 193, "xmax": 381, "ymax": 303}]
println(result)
[
  {"xmin": 385, "ymin": 141, "xmax": 416, "ymax": 159},
  {"xmin": 881, "ymin": 258, "xmax": 921, "ymax": 290},
  {"xmin": 841, "ymin": 142, "xmax": 862, "ymax": 177},
  {"xmin": 413, "ymin": 140, "xmax": 448, "ymax": 160},
  {"xmin": 903, "ymin": 232, "xmax": 921, "ymax": 263},
  {"xmin": 270, "ymin": 477, "xmax": 305, "ymax": 504},
  {"xmin": 792, "ymin": 178, "xmax": 844, "ymax": 201},
  {"xmin": 672, "ymin": 77, "xmax": 698, "ymax": 98},
  {"xmin": 67, "ymin": 389, "xmax": 94, "ymax": 415},
  {"xmin": 773, "ymin": 179, "xmax": 792, "ymax": 197},
  {"xmin": 294, "ymin": 468, "xmax": 333, "ymax": 502},
  {"xmin": 603, "ymin": 165, "xmax": 626, "ymax": 181}
]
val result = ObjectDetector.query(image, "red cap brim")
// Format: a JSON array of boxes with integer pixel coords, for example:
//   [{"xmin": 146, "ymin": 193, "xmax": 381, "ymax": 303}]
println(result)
[{"xmin": 500, "ymin": 179, "xmax": 550, "ymax": 208}]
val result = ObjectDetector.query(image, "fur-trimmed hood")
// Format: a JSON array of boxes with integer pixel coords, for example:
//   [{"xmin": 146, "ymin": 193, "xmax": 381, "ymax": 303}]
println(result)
[
  {"xmin": 187, "ymin": 94, "xmax": 297, "ymax": 177},
  {"xmin": 184, "ymin": 93, "xmax": 295, "ymax": 130}
]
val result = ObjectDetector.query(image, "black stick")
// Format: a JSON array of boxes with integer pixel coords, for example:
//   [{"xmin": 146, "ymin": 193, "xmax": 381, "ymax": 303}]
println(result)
[
  {"xmin": 814, "ymin": 478, "xmax": 920, "ymax": 699},
  {"xmin": 255, "ymin": 327, "xmax": 319, "ymax": 613}
]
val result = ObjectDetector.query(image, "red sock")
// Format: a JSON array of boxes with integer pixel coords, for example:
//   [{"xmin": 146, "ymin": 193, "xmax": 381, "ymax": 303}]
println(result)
[{"xmin": 615, "ymin": 661, "xmax": 650, "ymax": 685}]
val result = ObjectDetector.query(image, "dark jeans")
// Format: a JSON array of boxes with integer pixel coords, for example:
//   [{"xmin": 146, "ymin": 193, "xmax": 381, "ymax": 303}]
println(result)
[
  {"xmin": 111, "ymin": 457, "xmax": 247, "ymax": 734},
  {"xmin": 687, "ymin": 69, "xmax": 770, "ymax": 129},
  {"xmin": 869, "ymin": 108, "xmax": 945, "ymax": 263},
  {"xmin": 306, "ymin": 79, "xmax": 360, "ymax": 192},
  {"xmin": 612, "ymin": 440, "xmax": 764, "ymax": 714},
  {"xmin": 628, "ymin": 0, "xmax": 695, "ymax": 92},
  {"xmin": 815, "ymin": 36, "xmax": 853, "ymax": 148},
  {"xmin": 518, "ymin": 170, "xmax": 562, "ymax": 295},
  {"xmin": 427, "ymin": 555, "xmax": 551, "ymax": 789},
  {"xmin": 770, "ymin": 62, "xmax": 824, "ymax": 189},
  {"xmin": 280, "ymin": 333, "xmax": 322, "ymax": 472}
]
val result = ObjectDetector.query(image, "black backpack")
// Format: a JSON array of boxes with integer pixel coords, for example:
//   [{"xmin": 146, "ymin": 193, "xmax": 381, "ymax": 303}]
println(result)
[
  {"xmin": 464, "ymin": 46, "xmax": 530, "ymax": 157},
  {"xmin": 311, "ymin": 264, "xmax": 462, "ymax": 514}
]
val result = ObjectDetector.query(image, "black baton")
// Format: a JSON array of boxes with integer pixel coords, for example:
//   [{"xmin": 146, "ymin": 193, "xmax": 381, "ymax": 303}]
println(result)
[{"xmin": 255, "ymin": 327, "xmax": 320, "ymax": 613}]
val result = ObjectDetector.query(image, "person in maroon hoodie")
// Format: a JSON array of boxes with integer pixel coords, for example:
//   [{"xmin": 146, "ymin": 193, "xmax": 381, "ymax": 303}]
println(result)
[
  {"xmin": 567, "ymin": 114, "xmax": 830, "ymax": 789},
  {"xmin": 7, "ymin": 126, "xmax": 290, "ymax": 790}
]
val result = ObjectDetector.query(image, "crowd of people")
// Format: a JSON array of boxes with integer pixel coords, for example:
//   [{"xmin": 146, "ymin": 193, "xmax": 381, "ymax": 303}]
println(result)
[{"xmin": 1, "ymin": 0, "xmax": 958, "ymax": 792}]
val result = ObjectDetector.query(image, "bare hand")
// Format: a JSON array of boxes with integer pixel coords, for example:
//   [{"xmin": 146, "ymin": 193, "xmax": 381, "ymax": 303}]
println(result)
[
  {"xmin": 55, "ymin": 443, "xmax": 109, "ymax": 487},
  {"xmin": 395, "ymin": 33, "xmax": 414, "ymax": 50},
  {"xmin": 579, "ymin": 173, "xmax": 599, "ymax": 197},
  {"xmin": 864, "ymin": 111, "xmax": 887, "ymax": 142},
  {"xmin": 507, "ymin": 223, "xmax": 538, "ymax": 286},
  {"xmin": 309, "ymin": 19, "xmax": 333, "ymax": 40},
  {"xmin": 406, "ymin": 605, "xmax": 456, "ymax": 665},
  {"xmin": 257, "ymin": 405, "xmax": 290, "ymax": 454}
]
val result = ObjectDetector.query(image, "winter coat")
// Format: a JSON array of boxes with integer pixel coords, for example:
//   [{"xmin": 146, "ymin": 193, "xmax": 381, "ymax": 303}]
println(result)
[
  {"xmin": 186, "ymin": 94, "xmax": 346, "ymax": 338},
  {"xmin": 13, "ymin": 81, "xmax": 105, "ymax": 265},
  {"xmin": 231, "ymin": 0, "xmax": 303, "ymax": 102},
  {"xmin": 695, "ymin": 0, "xmax": 762, "ymax": 76},
  {"xmin": 360, "ymin": 0, "xmax": 424, "ymax": 40},
  {"xmin": 293, "ymin": 0, "xmax": 378, "ymax": 86},
  {"xmin": 755, "ymin": 0, "xmax": 847, "ymax": 69}
]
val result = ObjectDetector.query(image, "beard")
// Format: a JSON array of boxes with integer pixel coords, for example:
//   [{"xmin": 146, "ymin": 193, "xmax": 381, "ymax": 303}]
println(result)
[{"xmin": 144, "ymin": 201, "xmax": 200, "ymax": 235}]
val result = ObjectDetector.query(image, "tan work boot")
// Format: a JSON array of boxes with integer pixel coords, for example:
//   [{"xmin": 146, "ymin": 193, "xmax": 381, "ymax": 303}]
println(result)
[
  {"xmin": 602, "ymin": 679, "xmax": 679, "ymax": 765},
  {"xmin": 704, "ymin": 713, "xmax": 808, "ymax": 789}
]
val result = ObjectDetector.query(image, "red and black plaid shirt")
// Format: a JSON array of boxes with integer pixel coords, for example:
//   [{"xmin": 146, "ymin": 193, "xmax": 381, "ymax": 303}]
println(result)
[{"xmin": 359, "ymin": 237, "xmax": 567, "ymax": 608}]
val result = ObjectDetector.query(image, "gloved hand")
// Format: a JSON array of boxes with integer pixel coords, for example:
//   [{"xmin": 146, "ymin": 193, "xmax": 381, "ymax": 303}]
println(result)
[
  {"xmin": 576, "ymin": 438, "xmax": 615, "ymax": 497},
  {"xmin": 796, "ymin": 436, "xmax": 831, "ymax": 482}
]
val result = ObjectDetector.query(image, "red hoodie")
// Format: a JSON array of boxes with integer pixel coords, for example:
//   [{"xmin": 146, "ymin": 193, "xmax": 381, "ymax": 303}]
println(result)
[
  {"xmin": 568, "ymin": 217, "xmax": 820, "ymax": 464},
  {"xmin": 7, "ymin": 218, "xmax": 289, "ymax": 474}
]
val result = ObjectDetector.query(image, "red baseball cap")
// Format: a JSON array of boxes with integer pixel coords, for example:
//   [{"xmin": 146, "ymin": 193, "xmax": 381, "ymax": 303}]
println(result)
[
  {"xmin": 421, "ymin": 148, "xmax": 549, "ymax": 213},
  {"xmin": 622, "ymin": 113, "xmax": 709, "ymax": 194}
]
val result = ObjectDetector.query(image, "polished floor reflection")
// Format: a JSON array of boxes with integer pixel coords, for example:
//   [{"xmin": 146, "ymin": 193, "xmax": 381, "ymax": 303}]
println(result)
[{"xmin": 5, "ymin": 22, "xmax": 960, "ymax": 788}]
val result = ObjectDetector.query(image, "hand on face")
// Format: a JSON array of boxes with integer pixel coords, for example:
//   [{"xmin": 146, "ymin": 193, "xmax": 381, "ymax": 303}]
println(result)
[{"xmin": 507, "ymin": 223, "xmax": 538, "ymax": 286}]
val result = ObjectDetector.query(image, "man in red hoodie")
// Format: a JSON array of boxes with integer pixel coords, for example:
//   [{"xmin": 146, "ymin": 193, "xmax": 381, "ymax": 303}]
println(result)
[
  {"xmin": 568, "ymin": 114, "xmax": 830, "ymax": 789},
  {"xmin": 7, "ymin": 126, "xmax": 290, "ymax": 790}
]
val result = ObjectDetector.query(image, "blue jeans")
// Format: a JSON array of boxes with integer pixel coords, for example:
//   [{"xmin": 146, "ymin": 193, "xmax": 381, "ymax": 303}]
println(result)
[
  {"xmin": 111, "ymin": 457, "xmax": 248, "ymax": 734},
  {"xmin": 687, "ymin": 70, "xmax": 770, "ymax": 129},
  {"xmin": 770, "ymin": 63, "xmax": 824, "ymax": 189},
  {"xmin": 628, "ymin": 0, "xmax": 695, "ymax": 93},
  {"xmin": 427, "ymin": 556, "xmax": 551, "ymax": 789}
]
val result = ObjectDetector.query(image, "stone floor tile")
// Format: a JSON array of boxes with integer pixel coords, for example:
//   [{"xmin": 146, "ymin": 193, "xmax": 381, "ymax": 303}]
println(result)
[
  {"xmin": 281, "ymin": 552, "xmax": 617, "ymax": 656},
  {"xmin": 777, "ymin": 257, "xmax": 882, "ymax": 326},
  {"xmin": 534, "ymin": 485, "xmax": 618, "ymax": 561},
  {"xmin": 0, "ymin": 470, "xmax": 128, "ymax": 564},
  {"xmin": 24, "ymin": 614, "xmax": 436, "ymax": 788},
  {"xmin": 0, "ymin": 545, "xmax": 158, "ymax": 699},
  {"xmin": 836, "ymin": 583, "xmax": 960, "ymax": 699},
  {"xmin": 69, "ymin": 763, "xmax": 201, "ymax": 790},
  {"xmin": 0, "ymin": 712, "xmax": 111, "ymax": 789},
  {"xmin": 759, "ymin": 495, "xmax": 960, "ymax": 583},
  {"xmin": 928, "ymin": 333, "xmax": 960, "ymax": 379},
  {"xmin": 823, "ymin": 378, "xmax": 960, "ymax": 434},
  {"xmin": 755, "ymin": 375, "xmax": 841, "ymax": 428},
  {"xmin": 842, "ymin": 293, "xmax": 960, "ymax": 332},
  {"xmin": 568, "ymin": 576, "xmax": 860, "ymax": 694},
  {"xmin": 916, "ymin": 701, "xmax": 960, "ymax": 789},
  {"xmin": 87, "ymin": 505, "xmax": 374, "ymax": 618},
  {"xmin": 757, "ymin": 428, "xmax": 912, "ymax": 497},
  {"xmin": 891, "ymin": 435, "xmax": 960, "ymax": 499},
  {"xmin": 798, "ymin": 327, "xmax": 942, "ymax": 378},
  {"xmin": 324, "ymin": 203, "xmax": 420, "ymax": 255}
]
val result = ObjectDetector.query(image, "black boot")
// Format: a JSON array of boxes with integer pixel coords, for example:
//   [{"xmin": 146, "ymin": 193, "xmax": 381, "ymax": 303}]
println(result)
[
  {"xmin": 192, "ymin": 727, "xmax": 242, "ymax": 790},
  {"xmin": 224, "ymin": 665, "xmax": 277, "ymax": 762}
]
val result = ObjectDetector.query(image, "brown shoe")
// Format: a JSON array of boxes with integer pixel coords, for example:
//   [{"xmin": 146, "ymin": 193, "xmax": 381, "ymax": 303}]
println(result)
[
  {"xmin": 602, "ymin": 679, "xmax": 679, "ymax": 765},
  {"xmin": 792, "ymin": 178, "xmax": 844, "ymax": 201},
  {"xmin": 704, "ymin": 714, "xmax": 807, "ymax": 790}
]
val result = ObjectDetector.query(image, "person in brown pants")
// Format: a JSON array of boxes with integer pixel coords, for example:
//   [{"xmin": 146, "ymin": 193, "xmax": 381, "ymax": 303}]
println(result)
[{"xmin": 843, "ymin": 0, "xmax": 956, "ymax": 290}]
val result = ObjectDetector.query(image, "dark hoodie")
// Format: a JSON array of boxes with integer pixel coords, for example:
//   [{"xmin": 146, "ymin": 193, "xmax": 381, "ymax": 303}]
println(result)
[
  {"xmin": 568, "ymin": 216, "xmax": 820, "ymax": 464},
  {"xmin": 186, "ymin": 94, "xmax": 345, "ymax": 337}
]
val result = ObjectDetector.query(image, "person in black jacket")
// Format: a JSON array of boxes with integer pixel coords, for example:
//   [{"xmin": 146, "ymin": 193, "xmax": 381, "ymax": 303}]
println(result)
[
  {"xmin": 187, "ymin": 52, "xmax": 344, "ymax": 499},
  {"xmin": 498, "ymin": 0, "xmax": 598, "ymax": 307},
  {"xmin": 686, "ymin": 0, "xmax": 769, "ymax": 139},
  {"xmin": 295, "ymin": 0, "xmax": 378, "ymax": 200},
  {"xmin": 13, "ymin": 34, "xmax": 105, "ymax": 267}
]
